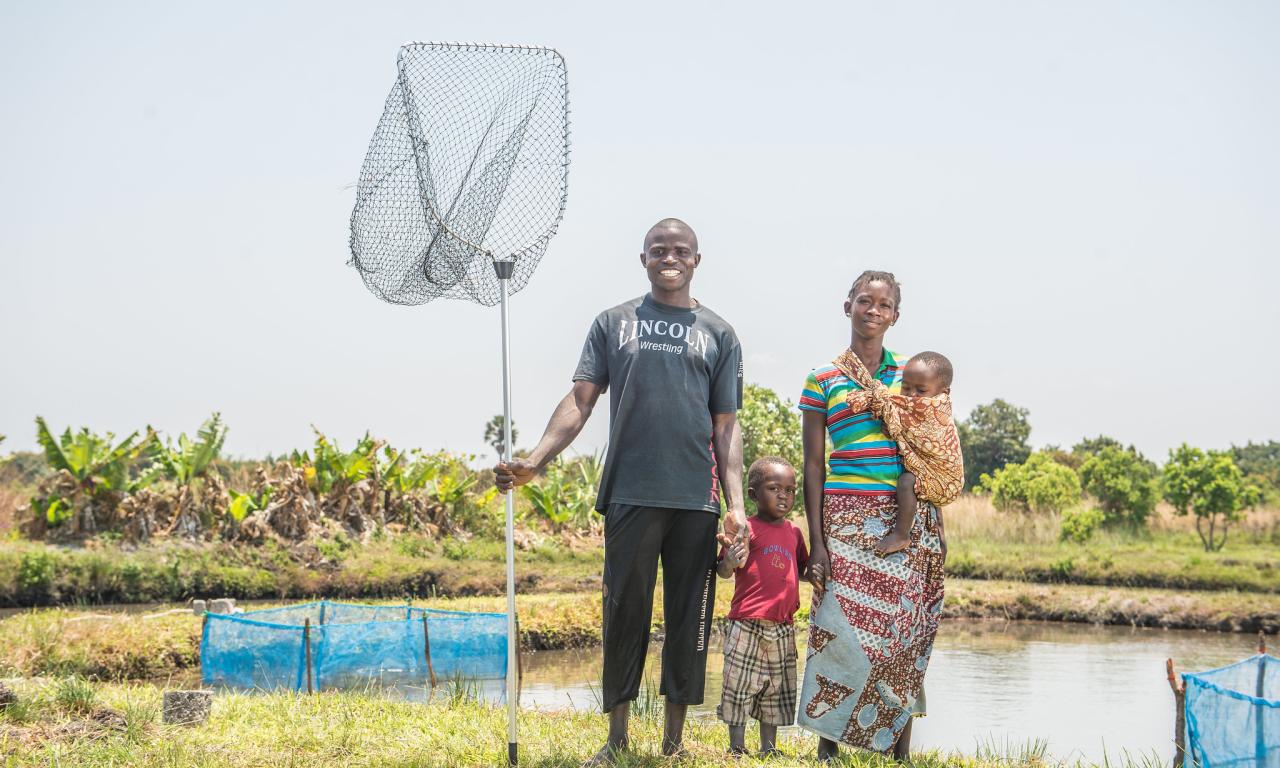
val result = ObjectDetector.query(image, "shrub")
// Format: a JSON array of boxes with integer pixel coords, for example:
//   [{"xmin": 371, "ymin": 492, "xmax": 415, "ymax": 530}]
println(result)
[
  {"xmin": 740, "ymin": 384, "xmax": 803, "ymax": 506},
  {"xmin": 17, "ymin": 549, "xmax": 56, "ymax": 603},
  {"xmin": 979, "ymin": 452, "xmax": 1081, "ymax": 514},
  {"xmin": 957, "ymin": 399, "xmax": 1033, "ymax": 489},
  {"xmin": 1163, "ymin": 444, "xmax": 1253, "ymax": 552},
  {"xmin": 1079, "ymin": 446, "xmax": 1159, "ymax": 527},
  {"xmin": 1059, "ymin": 507, "xmax": 1105, "ymax": 543}
]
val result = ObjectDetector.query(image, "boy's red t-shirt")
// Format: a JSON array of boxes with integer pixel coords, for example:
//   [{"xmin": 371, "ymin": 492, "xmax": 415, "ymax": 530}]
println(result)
[{"xmin": 721, "ymin": 516, "xmax": 809, "ymax": 624}]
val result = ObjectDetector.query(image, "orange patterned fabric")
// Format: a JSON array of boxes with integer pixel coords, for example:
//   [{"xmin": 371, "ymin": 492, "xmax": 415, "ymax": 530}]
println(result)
[{"xmin": 832, "ymin": 351, "xmax": 964, "ymax": 507}]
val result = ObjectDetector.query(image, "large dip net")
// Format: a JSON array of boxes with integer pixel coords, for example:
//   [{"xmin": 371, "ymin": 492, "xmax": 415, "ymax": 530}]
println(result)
[
  {"xmin": 347, "ymin": 42, "xmax": 569, "ymax": 765},
  {"xmin": 1184, "ymin": 652, "xmax": 1279, "ymax": 767},
  {"xmin": 201, "ymin": 602, "xmax": 507, "ymax": 691},
  {"xmin": 348, "ymin": 42, "xmax": 569, "ymax": 306}
]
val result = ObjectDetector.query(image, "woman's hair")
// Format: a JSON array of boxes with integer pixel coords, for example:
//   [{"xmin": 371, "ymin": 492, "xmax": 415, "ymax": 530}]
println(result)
[
  {"xmin": 848, "ymin": 270, "xmax": 902, "ymax": 309},
  {"xmin": 747, "ymin": 456, "xmax": 793, "ymax": 491}
]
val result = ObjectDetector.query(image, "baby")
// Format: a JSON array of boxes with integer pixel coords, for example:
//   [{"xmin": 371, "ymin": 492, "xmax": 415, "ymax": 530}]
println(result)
[
  {"xmin": 715, "ymin": 456, "xmax": 808, "ymax": 756},
  {"xmin": 840, "ymin": 350, "xmax": 964, "ymax": 555}
]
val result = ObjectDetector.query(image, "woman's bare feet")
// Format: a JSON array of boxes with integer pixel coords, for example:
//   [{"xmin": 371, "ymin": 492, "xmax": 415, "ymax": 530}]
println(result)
[{"xmin": 817, "ymin": 736, "xmax": 839, "ymax": 762}]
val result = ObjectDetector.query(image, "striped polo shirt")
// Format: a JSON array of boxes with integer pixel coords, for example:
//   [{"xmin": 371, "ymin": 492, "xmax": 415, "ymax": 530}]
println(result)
[{"xmin": 798, "ymin": 348, "xmax": 907, "ymax": 496}]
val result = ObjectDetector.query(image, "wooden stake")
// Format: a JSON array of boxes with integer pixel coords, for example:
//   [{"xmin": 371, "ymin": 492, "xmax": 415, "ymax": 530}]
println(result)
[
  {"xmin": 1259, "ymin": 630, "xmax": 1267, "ymax": 655},
  {"xmin": 422, "ymin": 614, "xmax": 437, "ymax": 687},
  {"xmin": 1166, "ymin": 658, "xmax": 1186, "ymax": 768},
  {"xmin": 304, "ymin": 618, "xmax": 314, "ymax": 694}
]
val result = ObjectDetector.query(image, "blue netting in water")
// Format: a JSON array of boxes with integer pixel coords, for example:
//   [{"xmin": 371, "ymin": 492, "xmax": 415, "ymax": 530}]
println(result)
[
  {"xmin": 200, "ymin": 601, "xmax": 508, "ymax": 691},
  {"xmin": 1185, "ymin": 654, "xmax": 1279, "ymax": 768}
]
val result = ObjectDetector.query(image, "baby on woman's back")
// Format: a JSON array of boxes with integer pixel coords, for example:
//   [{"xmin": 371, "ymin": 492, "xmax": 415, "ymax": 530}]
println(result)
[{"xmin": 838, "ymin": 350, "xmax": 964, "ymax": 556}]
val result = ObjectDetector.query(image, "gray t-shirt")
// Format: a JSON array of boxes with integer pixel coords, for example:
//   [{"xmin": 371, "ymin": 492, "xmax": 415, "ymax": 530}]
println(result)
[{"xmin": 574, "ymin": 295, "xmax": 743, "ymax": 513}]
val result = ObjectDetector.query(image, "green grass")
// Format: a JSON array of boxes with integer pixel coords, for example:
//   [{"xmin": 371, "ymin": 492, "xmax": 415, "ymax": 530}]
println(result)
[
  {"xmin": 0, "ymin": 678, "xmax": 1163, "ymax": 767},
  {"xmin": 2, "ymin": 497, "xmax": 1277, "ymax": 609},
  {"xmin": 3, "ymin": 583, "xmax": 1275, "ymax": 682},
  {"xmin": 938, "ymin": 496, "xmax": 1280, "ymax": 594},
  {"xmin": 947, "ymin": 531, "xmax": 1279, "ymax": 593},
  {"xmin": 0, "ymin": 534, "xmax": 604, "ymax": 607}
]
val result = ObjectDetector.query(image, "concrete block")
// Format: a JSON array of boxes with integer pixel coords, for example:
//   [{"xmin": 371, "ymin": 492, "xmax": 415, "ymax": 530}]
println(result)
[{"xmin": 208, "ymin": 598, "xmax": 236, "ymax": 615}]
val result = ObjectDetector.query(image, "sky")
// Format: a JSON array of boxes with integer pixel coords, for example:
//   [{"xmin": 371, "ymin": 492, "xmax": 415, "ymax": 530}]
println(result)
[{"xmin": 1, "ymin": 1, "xmax": 1277, "ymax": 464}]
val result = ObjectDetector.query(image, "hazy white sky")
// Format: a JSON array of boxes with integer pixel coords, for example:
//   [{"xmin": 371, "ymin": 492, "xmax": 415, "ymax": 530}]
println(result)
[{"xmin": 2, "ymin": 1, "xmax": 1277, "ymax": 463}]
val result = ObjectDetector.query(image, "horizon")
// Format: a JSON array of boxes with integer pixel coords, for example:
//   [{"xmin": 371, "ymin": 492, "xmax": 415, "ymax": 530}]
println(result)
[{"xmin": 2, "ymin": 1, "xmax": 1277, "ymax": 462}]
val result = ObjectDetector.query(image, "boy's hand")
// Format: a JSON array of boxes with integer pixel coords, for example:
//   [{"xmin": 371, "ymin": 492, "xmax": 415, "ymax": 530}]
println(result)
[{"xmin": 716, "ymin": 532, "xmax": 749, "ymax": 570}]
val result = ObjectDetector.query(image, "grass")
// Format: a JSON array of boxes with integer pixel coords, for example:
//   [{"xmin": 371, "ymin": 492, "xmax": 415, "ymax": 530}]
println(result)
[
  {"xmin": 0, "ymin": 533, "xmax": 604, "ymax": 607},
  {"xmin": 0, "ymin": 497, "xmax": 1276, "ymax": 609},
  {"xmin": 0, "ymin": 677, "xmax": 1164, "ymax": 767},
  {"xmin": 942, "ymin": 498, "xmax": 1280, "ymax": 593},
  {"xmin": 3, "ymin": 583, "xmax": 1275, "ymax": 682}
]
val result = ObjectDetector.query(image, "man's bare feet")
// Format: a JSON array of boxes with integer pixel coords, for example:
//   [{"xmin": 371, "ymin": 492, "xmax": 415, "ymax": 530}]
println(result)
[
  {"xmin": 875, "ymin": 528, "xmax": 911, "ymax": 556},
  {"xmin": 581, "ymin": 741, "xmax": 628, "ymax": 767}
]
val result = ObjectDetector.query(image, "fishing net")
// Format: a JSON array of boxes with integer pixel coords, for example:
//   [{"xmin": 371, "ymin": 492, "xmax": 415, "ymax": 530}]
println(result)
[
  {"xmin": 201, "ymin": 601, "xmax": 508, "ymax": 691},
  {"xmin": 348, "ymin": 42, "xmax": 570, "ymax": 307},
  {"xmin": 1184, "ymin": 653, "xmax": 1279, "ymax": 767}
]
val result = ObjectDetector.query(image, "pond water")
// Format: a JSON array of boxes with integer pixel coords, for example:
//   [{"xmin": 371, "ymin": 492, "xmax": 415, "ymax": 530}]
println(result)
[
  {"xmin": 428, "ymin": 619, "xmax": 1255, "ymax": 763},
  {"xmin": 4, "ymin": 602, "xmax": 1258, "ymax": 761}
]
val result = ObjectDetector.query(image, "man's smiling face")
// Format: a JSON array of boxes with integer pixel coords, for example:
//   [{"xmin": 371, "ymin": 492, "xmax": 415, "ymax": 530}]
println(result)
[{"xmin": 640, "ymin": 222, "xmax": 700, "ymax": 297}]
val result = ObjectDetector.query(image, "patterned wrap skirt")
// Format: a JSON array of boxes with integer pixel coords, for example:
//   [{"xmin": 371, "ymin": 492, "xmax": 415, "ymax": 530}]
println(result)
[{"xmin": 796, "ymin": 494, "xmax": 945, "ymax": 752}]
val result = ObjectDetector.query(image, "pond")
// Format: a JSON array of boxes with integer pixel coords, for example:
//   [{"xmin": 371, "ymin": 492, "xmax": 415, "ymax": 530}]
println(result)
[
  {"xmin": 434, "ymin": 619, "xmax": 1255, "ymax": 762},
  {"xmin": 6, "ymin": 601, "xmax": 1257, "ymax": 761}
]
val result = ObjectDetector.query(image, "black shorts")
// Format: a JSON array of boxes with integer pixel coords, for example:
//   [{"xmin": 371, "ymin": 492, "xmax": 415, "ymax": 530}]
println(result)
[{"xmin": 600, "ymin": 504, "xmax": 719, "ymax": 713}]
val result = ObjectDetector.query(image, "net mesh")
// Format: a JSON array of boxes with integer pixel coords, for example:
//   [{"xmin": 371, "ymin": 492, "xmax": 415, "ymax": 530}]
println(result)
[
  {"xmin": 1184, "ymin": 654, "xmax": 1279, "ymax": 768},
  {"xmin": 348, "ymin": 42, "xmax": 570, "ymax": 307},
  {"xmin": 201, "ymin": 601, "xmax": 508, "ymax": 691}
]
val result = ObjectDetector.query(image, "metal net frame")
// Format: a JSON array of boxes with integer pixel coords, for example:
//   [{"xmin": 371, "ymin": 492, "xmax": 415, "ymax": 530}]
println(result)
[
  {"xmin": 347, "ymin": 42, "xmax": 570, "ymax": 765},
  {"xmin": 348, "ymin": 42, "xmax": 570, "ymax": 306}
]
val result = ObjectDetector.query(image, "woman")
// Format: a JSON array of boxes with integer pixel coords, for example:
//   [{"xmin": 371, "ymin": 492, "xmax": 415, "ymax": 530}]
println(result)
[{"xmin": 796, "ymin": 270, "xmax": 945, "ymax": 761}]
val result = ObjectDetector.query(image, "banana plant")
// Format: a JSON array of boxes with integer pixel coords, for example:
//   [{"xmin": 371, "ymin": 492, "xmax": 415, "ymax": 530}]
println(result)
[
  {"xmin": 307, "ymin": 428, "xmax": 378, "ymax": 494},
  {"xmin": 152, "ymin": 413, "xmax": 227, "ymax": 486},
  {"xmin": 228, "ymin": 486, "xmax": 273, "ymax": 523},
  {"xmin": 520, "ymin": 453, "xmax": 603, "ymax": 532},
  {"xmin": 521, "ymin": 464, "xmax": 573, "ymax": 528},
  {"xmin": 35, "ymin": 417, "xmax": 158, "ymax": 495}
]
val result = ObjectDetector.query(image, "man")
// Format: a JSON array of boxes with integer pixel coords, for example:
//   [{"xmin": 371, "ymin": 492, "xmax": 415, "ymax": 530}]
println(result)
[{"xmin": 495, "ymin": 218, "xmax": 747, "ymax": 764}]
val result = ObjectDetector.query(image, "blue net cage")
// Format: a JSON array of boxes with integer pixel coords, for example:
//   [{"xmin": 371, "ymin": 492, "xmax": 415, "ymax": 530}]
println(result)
[
  {"xmin": 1184, "ymin": 653, "xmax": 1279, "ymax": 768},
  {"xmin": 201, "ymin": 601, "xmax": 508, "ymax": 691}
]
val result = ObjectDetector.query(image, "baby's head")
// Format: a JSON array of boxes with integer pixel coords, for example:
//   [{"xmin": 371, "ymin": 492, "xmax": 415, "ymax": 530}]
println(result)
[
  {"xmin": 747, "ymin": 456, "xmax": 797, "ymax": 521},
  {"xmin": 901, "ymin": 351, "xmax": 954, "ymax": 398}
]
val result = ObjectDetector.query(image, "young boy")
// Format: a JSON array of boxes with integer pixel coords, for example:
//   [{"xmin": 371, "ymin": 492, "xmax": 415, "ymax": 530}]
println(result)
[
  {"xmin": 716, "ymin": 456, "xmax": 808, "ymax": 756},
  {"xmin": 840, "ymin": 350, "xmax": 964, "ymax": 556}
]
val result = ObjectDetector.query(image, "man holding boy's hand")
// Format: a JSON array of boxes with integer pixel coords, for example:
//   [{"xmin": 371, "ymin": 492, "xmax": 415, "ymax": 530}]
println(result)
[{"xmin": 495, "ymin": 218, "xmax": 745, "ymax": 765}]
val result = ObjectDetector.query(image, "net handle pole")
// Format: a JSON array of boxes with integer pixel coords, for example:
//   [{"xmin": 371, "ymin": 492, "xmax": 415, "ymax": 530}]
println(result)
[
  {"xmin": 1166, "ymin": 658, "xmax": 1185, "ymax": 768},
  {"xmin": 495, "ymin": 258, "xmax": 519, "ymax": 767}
]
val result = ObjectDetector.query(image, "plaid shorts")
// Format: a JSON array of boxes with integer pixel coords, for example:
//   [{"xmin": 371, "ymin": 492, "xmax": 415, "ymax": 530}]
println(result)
[{"xmin": 717, "ymin": 618, "xmax": 798, "ymax": 727}]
